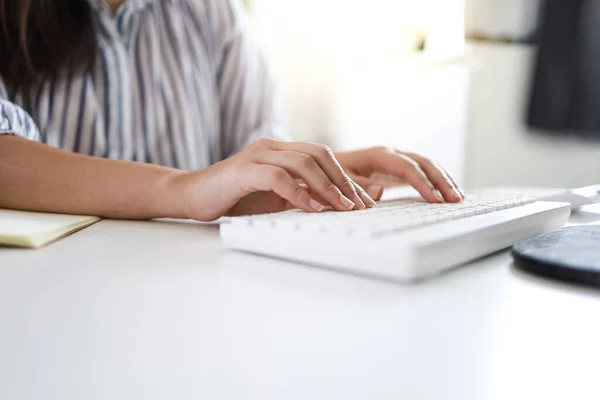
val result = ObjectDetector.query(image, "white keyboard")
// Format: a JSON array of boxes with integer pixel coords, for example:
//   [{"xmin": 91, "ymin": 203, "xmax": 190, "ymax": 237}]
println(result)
[{"xmin": 220, "ymin": 195, "xmax": 571, "ymax": 282}]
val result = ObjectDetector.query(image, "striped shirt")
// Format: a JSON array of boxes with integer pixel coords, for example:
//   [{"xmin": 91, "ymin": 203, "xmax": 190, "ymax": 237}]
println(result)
[{"xmin": 0, "ymin": 0, "xmax": 284, "ymax": 170}]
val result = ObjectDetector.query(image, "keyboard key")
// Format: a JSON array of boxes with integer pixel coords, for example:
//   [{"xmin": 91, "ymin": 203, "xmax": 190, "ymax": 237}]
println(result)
[{"xmin": 227, "ymin": 195, "xmax": 536, "ymax": 238}]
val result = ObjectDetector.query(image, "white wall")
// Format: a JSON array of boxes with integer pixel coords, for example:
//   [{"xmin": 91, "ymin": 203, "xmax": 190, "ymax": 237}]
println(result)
[
  {"xmin": 250, "ymin": 0, "xmax": 466, "ymax": 143},
  {"xmin": 465, "ymin": 0, "xmax": 539, "ymax": 37}
]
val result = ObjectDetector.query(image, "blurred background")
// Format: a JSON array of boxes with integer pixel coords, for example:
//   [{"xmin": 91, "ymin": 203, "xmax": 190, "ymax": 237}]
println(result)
[{"xmin": 244, "ymin": 0, "xmax": 600, "ymax": 190}]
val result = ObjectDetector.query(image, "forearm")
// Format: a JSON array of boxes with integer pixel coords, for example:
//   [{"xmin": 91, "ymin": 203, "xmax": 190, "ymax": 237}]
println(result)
[{"xmin": 0, "ymin": 136, "xmax": 187, "ymax": 219}]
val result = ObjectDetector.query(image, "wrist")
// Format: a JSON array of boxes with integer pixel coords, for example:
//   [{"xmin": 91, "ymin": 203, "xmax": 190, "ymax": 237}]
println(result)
[
  {"xmin": 160, "ymin": 159, "xmax": 241, "ymax": 221},
  {"xmin": 156, "ymin": 169, "xmax": 190, "ymax": 219}
]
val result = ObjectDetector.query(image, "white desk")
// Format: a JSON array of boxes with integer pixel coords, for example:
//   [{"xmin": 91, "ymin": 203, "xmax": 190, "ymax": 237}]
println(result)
[{"xmin": 1, "ymin": 207, "xmax": 600, "ymax": 400}]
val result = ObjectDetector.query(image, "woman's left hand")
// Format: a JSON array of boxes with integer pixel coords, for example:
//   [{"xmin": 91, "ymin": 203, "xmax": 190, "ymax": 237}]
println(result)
[{"xmin": 334, "ymin": 147, "xmax": 464, "ymax": 203}]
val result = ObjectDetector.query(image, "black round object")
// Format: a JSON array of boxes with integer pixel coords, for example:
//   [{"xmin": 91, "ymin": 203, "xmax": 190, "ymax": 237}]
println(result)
[{"xmin": 512, "ymin": 226, "xmax": 600, "ymax": 288}]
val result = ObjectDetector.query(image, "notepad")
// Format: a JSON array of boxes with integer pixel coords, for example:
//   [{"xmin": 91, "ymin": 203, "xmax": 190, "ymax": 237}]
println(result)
[{"xmin": 0, "ymin": 209, "xmax": 101, "ymax": 248}]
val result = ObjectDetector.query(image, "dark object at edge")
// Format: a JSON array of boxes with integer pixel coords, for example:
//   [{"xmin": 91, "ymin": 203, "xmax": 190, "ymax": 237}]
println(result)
[
  {"xmin": 527, "ymin": 0, "xmax": 600, "ymax": 138},
  {"xmin": 512, "ymin": 226, "xmax": 600, "ymax": 289}
]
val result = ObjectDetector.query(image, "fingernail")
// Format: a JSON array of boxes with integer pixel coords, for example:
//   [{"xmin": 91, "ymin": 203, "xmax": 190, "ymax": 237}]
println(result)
[
  {"xmin": 452, "ymin": 188, "xmax": 463, "ymax": 200},
  {"xmin": 353, "ymin": 194, "xmax": 367, "ymax": 210},
  {"xmin": 367, "ymin": 185, "xmax": 383, "ymax": 200},
  {"xmin": 434, "ymin": 191, "xmax": 444, "ymax": 202},
  {"xmin": 339, "ymin": 194, "xmax": 355, "ymax": 210},
  {"xmin": 309, "ymin": 199, "xmax": 326, "ymax": 212},
  {"xmin": 361, "ymin": 191, "xmax": 377, "ymax": 207}
]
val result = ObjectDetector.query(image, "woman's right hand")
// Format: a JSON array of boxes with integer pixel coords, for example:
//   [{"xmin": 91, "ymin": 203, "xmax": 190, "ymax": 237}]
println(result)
[{"xmin": 172, "ymin": 138, "xmax": 377, "ymax": 221}]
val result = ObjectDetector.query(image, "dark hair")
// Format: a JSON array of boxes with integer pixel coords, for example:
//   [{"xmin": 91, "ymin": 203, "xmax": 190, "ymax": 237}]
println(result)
[{"xmin": 0, "ymin": 0, "xmax": 97, "ymax": 89}]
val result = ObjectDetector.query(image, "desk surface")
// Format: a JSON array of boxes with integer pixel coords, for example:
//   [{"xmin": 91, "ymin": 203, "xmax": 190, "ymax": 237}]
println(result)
[{"xmin": 1, "ymin": 206, "xmax": 600, "ymax": 400}]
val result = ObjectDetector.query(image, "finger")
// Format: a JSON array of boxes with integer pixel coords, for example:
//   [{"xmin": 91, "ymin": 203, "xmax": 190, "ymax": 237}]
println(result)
[
  {"xmin": 408, "ymin": 153, "xmax": 463, "ymax": 200},
  {"xmin": 353, "ymin": 181, "xmax": 377, "ymax": 206},
  {"xmin": 347, "ymin": 173, "xmax": 384, "ymax": 202},
  {"xmin": 296, "ymin": 182, "xmax": 334, "ymax": 209},
  {"xmin": 438, "ymin": 164, "xmax": 465, "ymax": 198},
  {"xmin": 403, "ymin": 152, "xmax": 463, "ymax": 202},
  {"xmin": 257, "ymin": 150, "xmax": 358, "ymax": 211},
  {"xmin": 269, "ymin": 141, "xmax": 369, "ymax": 210},
  {"xmin": 286, "ymin": 184, "xmax": 376, "ymax": 211},
  {"xmin": 438, "ymin": 165, "xmax": 465, "ymax": 198},
  {"xmin": 249, "ymin": 164, "xmax": 326, "ymax": 213},
  {"xmin": 281, "ymin": 186, "xmax": 324, "ymax": 211},
  {"xmin": 376, "ymin": 152, "xmax": 443, "ymax": 203}
]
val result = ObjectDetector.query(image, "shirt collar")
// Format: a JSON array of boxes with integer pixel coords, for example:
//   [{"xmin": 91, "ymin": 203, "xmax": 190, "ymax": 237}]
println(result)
[{"xmin": 87, "ymin": 0, "xmax": 154, "ymax": 15}]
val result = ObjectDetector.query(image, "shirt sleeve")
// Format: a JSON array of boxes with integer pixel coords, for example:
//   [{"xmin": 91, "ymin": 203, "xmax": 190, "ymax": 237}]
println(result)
[
  {"xmin": 213, "ymin": 0, "xmax": 288, "ymax": 159},
  {"xmin": 0, "ymin": 79, "xmax": 41, "ymax": 142}
]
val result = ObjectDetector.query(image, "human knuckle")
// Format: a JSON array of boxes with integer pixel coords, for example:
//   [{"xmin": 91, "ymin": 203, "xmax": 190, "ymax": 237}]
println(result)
[
  {"xmin": 325, "ymin": 182, "xmax": 339, "ymax": 194},
  {"xmin": 314, "ymin": 143, "xmax": 334, "ymax": 158},
  {"xmin": 373, "ymin": 145, "xmax": 392, "ymax": 154},
  {"xmin": 269, "ymin": 168, "xmax": 288, "ymax": 183},
  {"xmin": 403, "ymin": 156, "xmax": 421, "ymax": 170},
  {"xmin": 420, "ymin": 156, "xmax": 433, "ymax": 166},
  {"xmin": 297, "ymin": 153, "xmax": 317, "ymax": 169},
  {"xmin": 254, "ymin": 137, "xmax": 275, "ymax": 148},
  {"xmin": 292, "ymin": 186, "xmax": 307, "ymax": 200},
  {"xmin": 340, "ymin": 178, "xmax": 355, "ymax": 192},
  {"xmin": 248, "ymin": 143, "xmax": 265, "ymax": 156}
]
